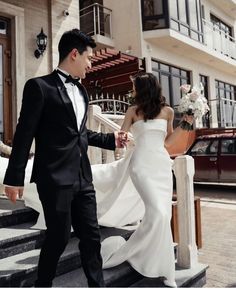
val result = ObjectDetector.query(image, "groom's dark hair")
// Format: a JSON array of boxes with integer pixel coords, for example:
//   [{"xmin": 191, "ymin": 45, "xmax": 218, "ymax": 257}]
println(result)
[{"xmin": 58, "ymin": 29, "xmax": 96, "ymax": 63}]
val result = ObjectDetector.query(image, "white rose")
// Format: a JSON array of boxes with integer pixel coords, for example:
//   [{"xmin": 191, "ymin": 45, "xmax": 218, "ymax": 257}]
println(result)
[
  {"xmin": 189, "ymin": 90, "xmax": 199, "ymax": 101},
  {"xmin": 180, "ymin": 84, "xmax": 191, "ymax": 94}
]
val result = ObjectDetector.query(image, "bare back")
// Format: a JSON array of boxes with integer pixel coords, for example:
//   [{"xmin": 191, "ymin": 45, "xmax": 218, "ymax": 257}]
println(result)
[{"xmin": 121, "ymin": 105, "xmax": 174, "ymax": 137}]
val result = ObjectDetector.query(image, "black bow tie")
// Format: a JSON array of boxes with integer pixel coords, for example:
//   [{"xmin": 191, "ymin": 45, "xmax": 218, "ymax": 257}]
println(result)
[{"xmin": 57, "ymin": 70, "xmax": 80, "ymax": 85}]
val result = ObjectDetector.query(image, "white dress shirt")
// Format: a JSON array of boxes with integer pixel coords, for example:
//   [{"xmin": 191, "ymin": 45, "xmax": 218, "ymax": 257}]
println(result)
[{"xmin": 57, "ymin": 68, "xmax": 86, "ymax": 130}]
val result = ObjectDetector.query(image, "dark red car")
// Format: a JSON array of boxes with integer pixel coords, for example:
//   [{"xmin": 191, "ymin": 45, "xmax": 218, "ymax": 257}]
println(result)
[{"xmin": 186, "ymin": 131, "xmax": 236, "ymax": 184}]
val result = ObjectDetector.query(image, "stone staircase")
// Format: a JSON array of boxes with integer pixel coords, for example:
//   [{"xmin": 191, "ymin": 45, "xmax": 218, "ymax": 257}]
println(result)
[{"xmin": 0, "ymin": 197, "xmax": 208, "ymax": 287}]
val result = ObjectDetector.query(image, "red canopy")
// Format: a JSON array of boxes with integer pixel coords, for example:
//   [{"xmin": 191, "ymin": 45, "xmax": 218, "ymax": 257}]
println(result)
[{"xmin": 82, "ymin": 48, "xmax": 145, "ymax": 97}]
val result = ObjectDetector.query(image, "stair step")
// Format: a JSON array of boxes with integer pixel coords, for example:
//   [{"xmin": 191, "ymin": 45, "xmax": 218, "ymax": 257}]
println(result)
[
  {"xmin": 0, "ymin": 197, "xmax": 207, "ymax": 288},
  {"xmin": 0, "ymin": 237, "xmax": 80, "ymax": 287},
  {"xmin": 0, "ymin": 198, "xmax": 38, "ymax": 228},
  {"xmin": 130, "ymin": 263, "xmax": 208, "ymax": 287},
  {"xmin": 0, "ymin": 222, "xmax": 45, "ymax": 258},
  {"xmin": 53, "ymin": 262, "xmax": 208, "ymax": 288},
  {"xmin": 0, "ymin": 221, "xmax": 132, "ymax": 258},
  {"xmin": 53, "ymin": 263, "xmax": 142, "ymax": 287},
  {"xmin": 0, "ymin": 227, "xmax": 133, "ymax": 287}
]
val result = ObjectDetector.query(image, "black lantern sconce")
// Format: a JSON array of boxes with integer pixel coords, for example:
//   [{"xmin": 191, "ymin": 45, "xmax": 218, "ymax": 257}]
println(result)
[{"xmin": 34, "ymin": 28, "xmax": 47, "ymax": 58}]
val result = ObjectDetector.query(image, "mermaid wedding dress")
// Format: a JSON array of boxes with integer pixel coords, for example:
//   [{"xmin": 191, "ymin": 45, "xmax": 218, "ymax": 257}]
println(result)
[{"xmin": 0, "ymin": 119, "xmax": 176, "ymax": 286}]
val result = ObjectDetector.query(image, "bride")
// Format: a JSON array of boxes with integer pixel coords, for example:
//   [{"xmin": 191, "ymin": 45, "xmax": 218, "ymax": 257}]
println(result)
[
  {"xmin": 97, "ymin": 72, "xmax": 192, "ymax": 287},
  {"xmin": 0, "ymin": 72, "xmax": 192, "ymax": 288}
]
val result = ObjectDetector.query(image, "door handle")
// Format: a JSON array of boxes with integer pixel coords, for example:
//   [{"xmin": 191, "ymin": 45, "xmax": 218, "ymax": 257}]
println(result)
[{"xmin": 209, "ymin": 157, "xmax": 217, "ymax": 161}]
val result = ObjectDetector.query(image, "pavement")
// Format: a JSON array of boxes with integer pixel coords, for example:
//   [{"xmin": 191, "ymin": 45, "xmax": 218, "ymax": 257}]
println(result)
[{"xmin": 195, "ymin": 185, "xmax": 236, "ymax": 288}]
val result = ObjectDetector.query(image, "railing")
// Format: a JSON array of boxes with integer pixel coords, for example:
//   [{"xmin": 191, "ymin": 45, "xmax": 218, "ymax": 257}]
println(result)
[
  {"xmin": 88, "ymin": 105, "xmax": 199, "ymax": 268},
  {"xmin": 202, "ymin": 19, "xmax": 236, "ymax": 60},
  {"xmin": 173, "ymin": 156, "xmax": 198, "ymax": 268},
  {"xmin": 80, "ymin": 3, "xmax": 112, "ymax": 38},
  {"xmin": 89, "ymin": 99, "xmax": 129, "ymax": 115},
  {"xmin": 209, "ymin": 98, "xmax": 236, "ymax": 127}
]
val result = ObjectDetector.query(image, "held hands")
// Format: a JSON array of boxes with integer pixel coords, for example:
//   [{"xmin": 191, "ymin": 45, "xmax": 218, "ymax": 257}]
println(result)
[
  {"xmin": 115, "ymin": 131, "xmax": 129, "ymax": 148},
  {"xmin": 179, "ymin": 114, "xmax": 194, "ymax": 131},
  {"xmin": 5, "ymin": 186, "xmax": 24, "ymax": 203}
]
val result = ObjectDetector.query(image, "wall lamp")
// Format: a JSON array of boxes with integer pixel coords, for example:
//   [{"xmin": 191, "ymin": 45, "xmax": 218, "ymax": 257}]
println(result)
[{"xmin": 34, "ymin": 28, "xmax": 47, "ymax": 58}]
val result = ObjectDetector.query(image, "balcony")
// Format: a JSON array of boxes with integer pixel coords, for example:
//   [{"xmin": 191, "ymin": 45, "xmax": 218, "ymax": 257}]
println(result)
[
  {"xmin": 202, "ymin": 19, "xmax": 236, "ymax": 61},
  {"xmin": 80, "ymin": 3, "xmax": 114, "ymax": 49},
  {"xmin": 143, "ymin": 20, "xmax": 236, "ymax": 75}
]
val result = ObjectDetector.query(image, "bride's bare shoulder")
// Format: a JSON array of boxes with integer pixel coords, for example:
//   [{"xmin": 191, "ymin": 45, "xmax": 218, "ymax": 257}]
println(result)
[
  {"xmin": 162, "ymin": 106, "xmax": 174, "ymax": 118},
  {"xmin": 126, "ymin": 105, "xmax": 137, "ymax": 115}
]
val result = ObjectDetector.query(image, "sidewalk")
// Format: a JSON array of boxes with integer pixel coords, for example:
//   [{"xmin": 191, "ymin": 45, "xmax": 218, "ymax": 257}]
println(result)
[{"xmin": 198, "ymin": 199, "xmax": 236, "ymax": 288}]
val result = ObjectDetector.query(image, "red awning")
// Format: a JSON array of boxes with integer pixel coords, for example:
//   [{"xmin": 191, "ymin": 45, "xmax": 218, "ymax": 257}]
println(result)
[
  {"xmin": 87, "ymin": 48, "xmax": 140, "ymax": 73},
  {"xmin": 82, "ymin": 48, "xmax": 145, "ymax": 96}
]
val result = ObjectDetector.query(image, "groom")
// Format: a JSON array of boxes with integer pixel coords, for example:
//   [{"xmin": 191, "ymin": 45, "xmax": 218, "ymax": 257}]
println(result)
[{"xmin": 4, "ymin": 29, "xmax": 125, "ymax": 287}]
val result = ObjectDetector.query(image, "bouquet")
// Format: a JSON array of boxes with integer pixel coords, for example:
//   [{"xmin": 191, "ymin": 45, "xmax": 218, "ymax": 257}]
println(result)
[{"xmin": 178, "ymin": 83, "xmax": 210, "ymax": 130}]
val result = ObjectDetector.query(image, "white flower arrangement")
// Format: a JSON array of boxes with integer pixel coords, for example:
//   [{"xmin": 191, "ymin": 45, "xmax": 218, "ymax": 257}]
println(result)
[{"xmin": 178, "ymin": 83, "xmax": 210, "ymax": 130}]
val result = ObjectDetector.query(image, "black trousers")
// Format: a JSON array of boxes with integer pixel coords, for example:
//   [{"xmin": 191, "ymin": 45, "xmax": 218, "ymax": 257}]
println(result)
[{"xmin": 34, "ymin": 176, "xmax": 105, "ymax": 288}]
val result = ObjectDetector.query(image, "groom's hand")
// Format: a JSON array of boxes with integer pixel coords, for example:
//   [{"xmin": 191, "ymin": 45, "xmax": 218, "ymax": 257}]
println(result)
[{"xmin": 5, "ymin": 186, "xmax": 24, "ymax": 203}]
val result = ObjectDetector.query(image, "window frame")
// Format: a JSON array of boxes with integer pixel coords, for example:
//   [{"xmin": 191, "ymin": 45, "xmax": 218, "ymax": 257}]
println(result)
[
  {"xmin": 141, "ymin": 0, "xmax": 169, "ymax": 31},
  {"xmin": 169, "ymin": 0, "xmax": 204, "ymax": 42},
  {"xmin": 151, "ymin": 59, "xmax": 191, "ymax": 127}
]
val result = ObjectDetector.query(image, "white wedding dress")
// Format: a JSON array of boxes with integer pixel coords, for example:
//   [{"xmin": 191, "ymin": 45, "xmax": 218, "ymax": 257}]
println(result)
[{"xmin": 0, "ymin": 119, "xmax": 176, "ymax": 286}]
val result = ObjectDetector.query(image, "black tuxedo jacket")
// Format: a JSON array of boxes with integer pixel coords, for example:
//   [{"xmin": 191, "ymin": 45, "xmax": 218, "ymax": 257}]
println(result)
[{"xmin": 4, "ymin": 70, "xmax": 115, "ymax": 186}]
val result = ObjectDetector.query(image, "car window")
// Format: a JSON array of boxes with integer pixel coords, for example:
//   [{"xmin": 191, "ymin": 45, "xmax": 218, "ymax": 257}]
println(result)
[
  {"xmin": 208, "ymin": 140, "xmax": 218, "ymax": 155},
  {"xmin": 190, "ymin": 139, "xmax": 218, "ymax": 156},
  {"xmin": 221, "ymin": 139, "xmax": 236, "ymax": 154},
  {"xmin": 190, "ymin": 140, "xmax": 211, "ymax": 155}
]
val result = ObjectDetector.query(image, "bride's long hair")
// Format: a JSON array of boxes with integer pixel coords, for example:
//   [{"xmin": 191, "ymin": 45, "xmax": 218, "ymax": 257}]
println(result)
[{"xmin": 131, "ymin": 72, "xmax": 166, "ymax": 121}]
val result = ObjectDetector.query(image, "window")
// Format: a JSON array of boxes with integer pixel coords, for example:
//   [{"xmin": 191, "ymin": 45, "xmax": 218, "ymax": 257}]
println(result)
[
  {"xmin": 169, "ymin": 0, "xmax": 203, "ymax": 42},
  {"xmin": 221, "ymin": 139, "xmax": 236, "ymax": 155},
  {"xmin": 152, "ymin": 59, "xmax": 190, "ymax": 127},
  {"xmin": 210, "ymin": 14, "xmax": 234, "ymax": 58},
  {"xmin": 79, "ymin": 0, "xmax": 110, "ymax": 37},
  {"xmin": 199, "ymin": 75, "xmax": 209, "ymax": 127},
  {"xmin": 0, "ymin": 19, "xmax": 7, "ymax": 35},
  {"xmin": 210, "ymin": 14, "xmax": 232, "ymax": 37},
  {"xmin": 141, "ymin": 0, "xmax": 168, "ymax": 31},
  {"xmin": 209, "ymin": 140, "xmax": 219, "ymax": 155},
  {"xmin": 191, "ymin": 140, "xmax": 211, "ymax": 155},
  {"xmin": 190, "ymin": 140, "xmax": 218, "ymax": 156},
  {"xmin": 215, "ymin": 80, "xmax": 236, "ymax": 127}
]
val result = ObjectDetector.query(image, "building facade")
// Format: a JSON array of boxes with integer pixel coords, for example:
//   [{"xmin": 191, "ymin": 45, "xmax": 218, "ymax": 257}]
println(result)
[
  {"xmin": 0, "ymin": 0, "xmax": 80, "ymax": 144},
  {"xmin": 79, "ymin": 0, "xmax": 236, "ymax": 128},
  {"xmin": 0, "ymin": 0, "xmax": 236, "ymax": 144}
]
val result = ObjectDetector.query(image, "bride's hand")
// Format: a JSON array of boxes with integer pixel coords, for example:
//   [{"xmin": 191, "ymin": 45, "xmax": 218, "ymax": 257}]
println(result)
[
  {"xmin": 183, "ymin": 114, "xmax": 194, "ymax": 125},
  {"xmin": 115, "ymin": 131, "xmax": 128, "ymax": 148}
]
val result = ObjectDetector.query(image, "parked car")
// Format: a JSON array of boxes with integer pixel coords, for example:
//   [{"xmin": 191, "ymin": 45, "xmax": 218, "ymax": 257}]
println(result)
[{"xmin": 186, "ymin": 132, "xmax": 236, "ymax": 184}]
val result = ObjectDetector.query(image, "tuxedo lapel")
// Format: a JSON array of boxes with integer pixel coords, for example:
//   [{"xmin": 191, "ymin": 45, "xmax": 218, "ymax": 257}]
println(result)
[
  {"xmin": 52, "ymin": 71, "xmax": 78, "ymax": 131},
  {"xmin": 78, "ymin": 83, "xmax": 89, "ymax": 131}
]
